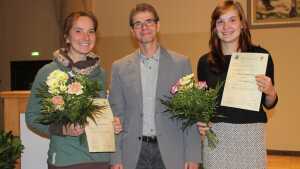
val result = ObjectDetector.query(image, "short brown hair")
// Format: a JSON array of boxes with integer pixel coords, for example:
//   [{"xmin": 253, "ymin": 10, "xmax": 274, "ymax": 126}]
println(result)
[{"xmin": 129, "ymin": 3, "xmax": 160, "ymax": 27}]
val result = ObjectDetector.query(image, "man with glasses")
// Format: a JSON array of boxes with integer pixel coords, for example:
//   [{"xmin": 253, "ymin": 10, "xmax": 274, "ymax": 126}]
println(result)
[{"xmin": 109, "ymin": 3, "xmax": 201, "ymax": 169}]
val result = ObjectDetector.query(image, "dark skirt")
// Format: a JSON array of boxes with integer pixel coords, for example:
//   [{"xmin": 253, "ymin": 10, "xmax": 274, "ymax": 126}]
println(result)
[{"xmin": 48, "ymin": 162, "xmax": 109, "ymax": 169}]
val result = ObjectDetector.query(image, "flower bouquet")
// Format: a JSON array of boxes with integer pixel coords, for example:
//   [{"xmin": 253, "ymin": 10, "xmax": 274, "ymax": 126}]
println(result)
[
  {"xmin": 35, "ymin": 69, "xmax": 103, "ymax": 134},
  {"xmin": 161, "ymin": 74, "xmax": 222, "ymax": 149}
]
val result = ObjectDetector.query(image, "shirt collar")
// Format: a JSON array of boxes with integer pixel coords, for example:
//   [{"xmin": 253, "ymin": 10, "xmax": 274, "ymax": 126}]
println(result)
[{"xmin": 139, "ymin": 46, "xmax": 160, "ymax": 62}]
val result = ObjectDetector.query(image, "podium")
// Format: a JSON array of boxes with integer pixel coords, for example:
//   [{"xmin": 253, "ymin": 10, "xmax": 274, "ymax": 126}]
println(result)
[{"xmin": 0, "ymin": 91, "xmax": 30, "ymax": 169}]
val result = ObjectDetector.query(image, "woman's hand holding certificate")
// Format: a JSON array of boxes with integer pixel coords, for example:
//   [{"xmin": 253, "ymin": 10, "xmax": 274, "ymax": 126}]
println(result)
[{"xmin": 221, "ymin": 52, "xmax": 269, "ymax": 111}]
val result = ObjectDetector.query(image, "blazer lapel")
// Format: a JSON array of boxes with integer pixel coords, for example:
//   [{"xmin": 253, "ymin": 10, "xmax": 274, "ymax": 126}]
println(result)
[
  {"xmin": 156, "ymin": 48, "xmax": 173, "ymax": 99},
  {"xmin": 127, "ymin": 51, "xmax": 143, "ymax": 112}
]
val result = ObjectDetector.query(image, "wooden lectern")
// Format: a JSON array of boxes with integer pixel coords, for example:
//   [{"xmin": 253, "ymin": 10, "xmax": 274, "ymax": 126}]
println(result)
[{"xmin": 0, "ymin": 91, "xmax": 31, "ymax": 169}]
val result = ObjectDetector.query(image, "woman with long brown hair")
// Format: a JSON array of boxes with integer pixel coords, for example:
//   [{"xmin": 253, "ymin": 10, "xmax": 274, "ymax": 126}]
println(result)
[{"xmin": 197, "ymin": 1, "xmax": 278, "ymax": 168}]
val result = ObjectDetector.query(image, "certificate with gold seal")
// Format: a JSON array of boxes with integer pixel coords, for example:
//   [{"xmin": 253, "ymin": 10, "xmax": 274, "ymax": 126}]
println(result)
[
  {"xmin": 221, "ymin": 52, "xmax": 268, "ymax": 111},
  {"xmin": 85, "ymin": 98, "xmax": 115, "ymax": 152}
]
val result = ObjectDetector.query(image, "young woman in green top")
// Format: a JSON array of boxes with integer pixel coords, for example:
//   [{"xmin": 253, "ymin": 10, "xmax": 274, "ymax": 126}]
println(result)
[{"xmin": 26, "ymin": 11, "xmax": 122, "ymax": 169}]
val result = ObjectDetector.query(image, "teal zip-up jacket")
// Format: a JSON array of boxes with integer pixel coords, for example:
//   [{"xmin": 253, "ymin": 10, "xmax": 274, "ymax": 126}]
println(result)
[{"xmin": 25, "ymin": 51, "xmax": 110, "ymax": 167}]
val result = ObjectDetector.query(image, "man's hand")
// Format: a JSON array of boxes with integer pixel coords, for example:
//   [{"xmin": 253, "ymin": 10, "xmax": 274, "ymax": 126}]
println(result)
[
  {"xmin": 113, "ymin": 116, "xmax": 123, "ymax": 134},
  {"xmin": 110, "ymin": 163, "xmax": 124, "ymax": 169},
  {"xmin": 184, "ymin": 162, "xmax": 198, "ymax": 169}
]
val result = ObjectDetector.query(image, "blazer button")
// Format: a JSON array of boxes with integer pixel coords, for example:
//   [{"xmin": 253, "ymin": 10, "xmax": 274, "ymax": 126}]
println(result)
[{"xmin": 138, "ymin": 136, "xmax": 141, "ymax": 140}]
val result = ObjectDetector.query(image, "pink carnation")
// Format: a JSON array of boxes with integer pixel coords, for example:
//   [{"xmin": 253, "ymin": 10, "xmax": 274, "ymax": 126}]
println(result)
[
  {"xmin": 171, "ymin": 85, "xmax": 178, "ymax": 94},
  {"xmin": 51, "ymin": 96, "xmax": 64, "ymax": 106},
  {"xmin": 196, "ymin": 81, "xmax": 208, "ymax": 89},
  {"xmin": 175, "ymin": 80, "xmax": 181, "ymax": 86},
  {"xmin": 67, "ymin": 82, "xmax": 83, "ymax": 95}
]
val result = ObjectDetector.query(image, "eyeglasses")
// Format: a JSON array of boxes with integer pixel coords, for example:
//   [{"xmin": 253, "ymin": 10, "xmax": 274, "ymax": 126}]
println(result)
[{"xmin": 132, "ymin": 19, "xmax": 157, "ymax": 30}]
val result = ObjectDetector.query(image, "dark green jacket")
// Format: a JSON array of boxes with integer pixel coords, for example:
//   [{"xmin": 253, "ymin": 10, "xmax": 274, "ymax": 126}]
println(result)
[{"xmin": 25, "ymin": 58, "xmax": 110, "ymax": 167}]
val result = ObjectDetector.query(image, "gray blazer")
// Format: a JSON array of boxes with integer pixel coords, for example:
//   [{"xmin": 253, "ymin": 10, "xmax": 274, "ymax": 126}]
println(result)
[{"xmin": 109, "ymin": 47, "xmax": 202, "ymax": 169}]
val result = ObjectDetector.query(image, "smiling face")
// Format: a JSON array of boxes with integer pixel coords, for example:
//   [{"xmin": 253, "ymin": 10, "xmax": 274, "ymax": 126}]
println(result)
[
  {"xmin": 65, "ymin": 16, "xmax": 96, "ymax": 56},
  {"xmin": 215, "ymin": 8, "xmax": 242, "ymax": 46},
  {"xmin": 131, "ymin": 11, "xmax": 160, "ymax": 46}
]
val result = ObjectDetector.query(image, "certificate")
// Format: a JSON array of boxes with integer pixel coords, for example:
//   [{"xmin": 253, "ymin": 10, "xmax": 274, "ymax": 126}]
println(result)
[
  {"xmin": 221, "ymin": 52, "xmax": 268, "ymax": 111},
  {"xmin": 85, "ymin": 98, "xmax": 115, "ymax": 152}
]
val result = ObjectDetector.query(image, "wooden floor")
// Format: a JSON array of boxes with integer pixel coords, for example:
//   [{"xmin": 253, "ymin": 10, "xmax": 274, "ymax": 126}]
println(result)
[
  {"xmin": 198, "ymin": 155, "xmax": 300, "ymax": 169},
  {"xmin": 268, "ymin": 155, "xmax": 300, "ymax": 169}
]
